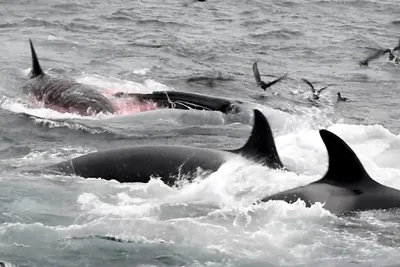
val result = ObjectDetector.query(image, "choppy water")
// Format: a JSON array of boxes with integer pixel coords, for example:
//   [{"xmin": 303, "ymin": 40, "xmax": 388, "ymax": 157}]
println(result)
[{"xmin": 1, "ymin": 0, "xmax": 400, "ymax": 266}]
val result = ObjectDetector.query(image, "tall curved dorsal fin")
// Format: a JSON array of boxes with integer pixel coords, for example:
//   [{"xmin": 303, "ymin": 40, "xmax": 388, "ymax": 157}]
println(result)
[
  {"xmin": 29, "ymin": 39, "xmax": 44, "ymax": 78},
  {"xmin": 228, "ymin": 109, "xmax": 284, "ymax": 169},
  {"xmin": 316, "ymin": 129, "xmax": 377, "ymax": 186}
]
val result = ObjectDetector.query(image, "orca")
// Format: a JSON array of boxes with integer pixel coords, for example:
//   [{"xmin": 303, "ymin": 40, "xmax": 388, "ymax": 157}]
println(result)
[
  {"xmin": 44, "ymin": 109, "xmax": 284, "ymax": 186},
  {"xmin": 113, "ymin": 90, "xmax": 246, "ymax": 114},
  {"xmin": 22, "ymin": 39, "xmax": 115, "ymax": 116},
  {"xmin": 261, "ymin": 129, "xmax": 400, "ymax": 213}
]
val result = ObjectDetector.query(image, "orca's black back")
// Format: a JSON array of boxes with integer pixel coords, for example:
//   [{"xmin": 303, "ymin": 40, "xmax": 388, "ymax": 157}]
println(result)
[{"xmin": 52, "ymin": 145, "xmax": 228, "ymax": 186}]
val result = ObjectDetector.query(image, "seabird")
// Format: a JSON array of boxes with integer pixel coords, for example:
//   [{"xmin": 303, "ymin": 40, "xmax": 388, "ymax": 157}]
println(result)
[
  {"xmin": 337, "ymin": 92, "xmax": 347, "ymax": 102},
  {"xmin": 301, "ymin": 78, "xmax": 332, "ymax": 100},
  {"xmin": 252, "ymin": 61, "xmax": 288, "ymax": 91}
]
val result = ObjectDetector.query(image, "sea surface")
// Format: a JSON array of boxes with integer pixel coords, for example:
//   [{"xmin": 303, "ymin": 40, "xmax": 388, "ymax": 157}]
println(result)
[{"xmin": 0, "ymin": 0, "xmax": 400, "ymax": 266}]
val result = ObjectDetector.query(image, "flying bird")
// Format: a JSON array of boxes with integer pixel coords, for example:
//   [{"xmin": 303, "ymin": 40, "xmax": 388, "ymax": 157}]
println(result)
[
  {"xmin": 252, "ymin": 61, "xmax": 288, "ymax": 91},
  {"xmin": 301, "ymin": 78, "xmax": 332, "ymax": 100},
  {"xmin": 359, "ymin": 38, "xmax": 400, "ymax": 66}
]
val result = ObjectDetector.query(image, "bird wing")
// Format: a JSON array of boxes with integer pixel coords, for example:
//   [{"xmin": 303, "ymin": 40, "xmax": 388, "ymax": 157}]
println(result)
[
  {"xmin": 359, "ymin": 49, "xmax": 386, "ymax": 66},
  {"xmin": 317, "ymin": 85, "xmax": 332, "ymax": 93},
  {"xmin": 252, "ymin": 61, "xmax": 262, "ymax": 85},
  {"xmin": 382, "ymin": 48, "xmax": 393, "ymax": 55},
  {"xmin": 393, "ymin": 38, "xmax": 400, "ymax": 55},
  {"xmin": 301, "ymin": 78, "xmax": 315, "ymax": 93},
  {"xmin": 263, "ymin": 73, "xmax": 288, "ymax": 88}
]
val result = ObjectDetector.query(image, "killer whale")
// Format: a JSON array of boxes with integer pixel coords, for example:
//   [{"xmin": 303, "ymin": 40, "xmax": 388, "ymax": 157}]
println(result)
[
  {"xmin": 261, "ymin": 129, "xmax": 400, "ymax": 213},
  {"xmin": 113, "ymin": 90, "xmax": 246, "ymax": 114},
  {"xmin": 44, "ymin": 109, "xmax": 284, "ymax": 186},
  {"xmin": 22, "ymin": 39, "xmax": 115, "ymax": 116}
]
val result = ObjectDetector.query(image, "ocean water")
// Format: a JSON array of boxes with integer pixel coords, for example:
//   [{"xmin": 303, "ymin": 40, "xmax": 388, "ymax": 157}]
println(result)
[{"xmin": 0, "ymin": 0, "xmax": 400, "ymax": 266}]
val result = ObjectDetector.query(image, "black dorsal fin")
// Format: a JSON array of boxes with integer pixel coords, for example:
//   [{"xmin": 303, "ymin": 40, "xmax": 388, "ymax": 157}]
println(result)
[
  {"xmin": 316, "ymin": 129, "xmax": 378, "ymax": 186},
  {"xmin": 228, "ymin": 109, "xmax": 284, "ymax": 169},
  {"xmin": 29, "ymin": 39, "xmax": 44, "ymax": 78}
]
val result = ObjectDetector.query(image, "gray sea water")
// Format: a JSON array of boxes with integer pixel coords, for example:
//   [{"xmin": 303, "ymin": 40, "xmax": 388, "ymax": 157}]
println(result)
[{"xmin": 1, "ymin": 0, "xmax": 400, "ymax": 266}]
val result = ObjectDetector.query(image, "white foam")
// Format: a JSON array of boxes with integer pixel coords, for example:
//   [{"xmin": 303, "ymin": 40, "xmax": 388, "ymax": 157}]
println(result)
[
  {"xmin": 132, "ymin": 68, "xmax": 150, "ymax": 75},
  {"xmin": 47, "ymin": 34, "xmax": 79, "ymax": 45},
  {"xmin": 75, "ymin": 74, "xmax": 175, "ymax": 95}
]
